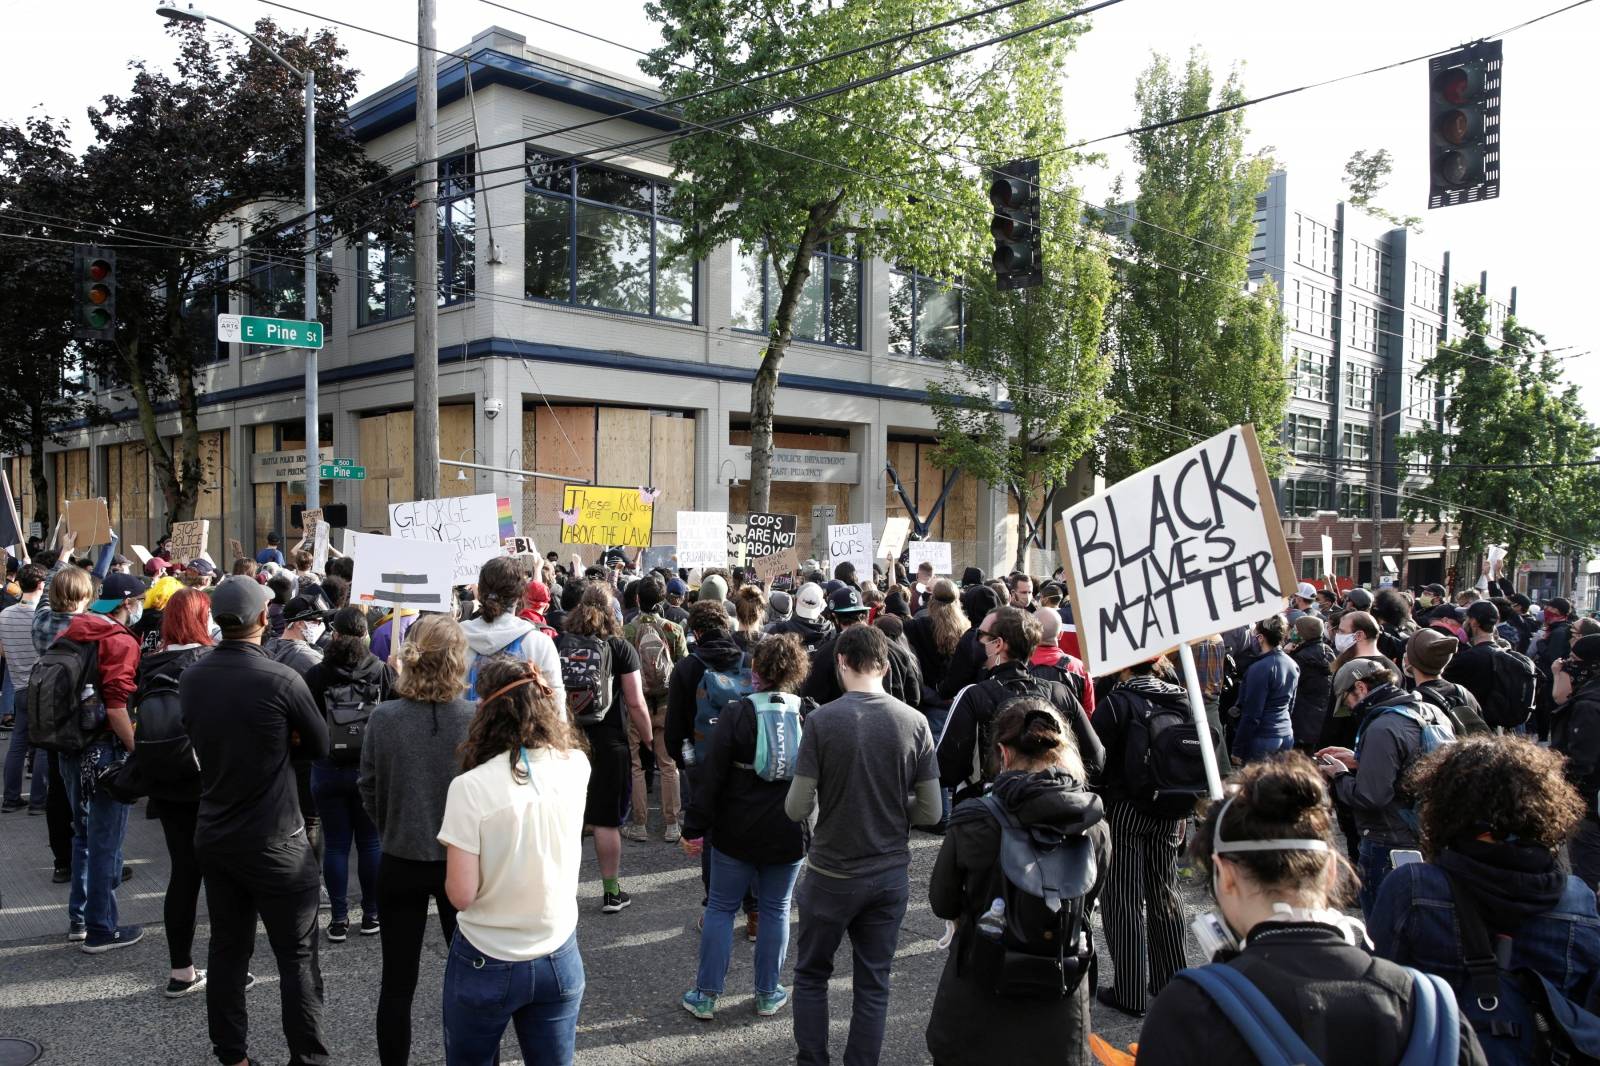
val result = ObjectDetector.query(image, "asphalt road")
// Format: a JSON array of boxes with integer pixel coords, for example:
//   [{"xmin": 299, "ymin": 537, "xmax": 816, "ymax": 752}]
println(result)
[{"xmin": 0, "ymin": 794, "xmax": 1206, "ymax": 1065}]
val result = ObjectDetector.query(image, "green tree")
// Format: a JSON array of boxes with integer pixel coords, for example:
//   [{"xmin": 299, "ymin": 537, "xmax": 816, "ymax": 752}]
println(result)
[
  {"xmin": 930, "ymin": 159, "xmax": 1114, "ymax": 572},
  {"xmin": 1342, "ymin": 148, "xmax": 1423, "ymax": 231},
  {"xmin": 1102, "ymin": 51, "xmax": 1287, "ymax": 479},
  {"xmin": 642, "ymin": 0, "xmax": 1091, "ymax": 511},
  {"xmin": 1400, "ymin": 285, "xmax": 1600, "ymax": 571}
]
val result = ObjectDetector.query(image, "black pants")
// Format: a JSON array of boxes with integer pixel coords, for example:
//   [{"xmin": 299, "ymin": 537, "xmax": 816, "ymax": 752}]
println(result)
[
  {"xmin": 198, "ymin": 832, "xmax": 329, "ymax": 1066},
  {"xmin": 157, "ymin": 801, "xmax": 203, "ymax": 970},
  {"xmin": 375, "ymin": 853, "xmax": 457, "ymax": 1066},
  {"xmin": 1102, "ymin": 801, "xmax": 1188, "ymax": 1013},
  {"xmin": 45, "ymin": 750, "xmax": 72, "ymax": 869}
]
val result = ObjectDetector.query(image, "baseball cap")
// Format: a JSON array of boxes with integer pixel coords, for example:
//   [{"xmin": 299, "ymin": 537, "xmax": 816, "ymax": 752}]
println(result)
[
  {"xmin": 144, "ymin": 556, "xmax": 176, "ymax": 577},
  {"xmin": 666, "ymin": 578, "xmax": 688, "ymax": 597},
  {"xmin": 1423, "ymin": 583, "xmax": 1448, "ymax": 599},
  {"xmin": 186, "ymin": 557, "xmax": 215, "ymax": 575},
  {"xmin": 1406, "ymin": 627, "xmax": 1458, "ymax": 677},
  {"xmin": 1333, "ymin": 657, "xmax": 1390, "ymax": 704},
  {"xmin": 212, "ymin": 575, "xmax": 272, "ymax": 628},
  {"xmin": 1295, "ymin": 581, "xmax": 1317, "ymax": 601},
  {"xmin": 1550, "ymin": 597, "xmax": 1574, "ymax": 617},
  {"xmin": 524, "ymin": 579, "xmax": 551, "ymax": 607},
  {"xmin": 282, "ymin": 594, "xmax": 332, "ymax": 625},
  {"xmin": 89, "ymin": 572, "xmax": 145, "ymax": 614},
  {"xmin": 1345, "ymin": 588, "xmax": 1373, "ymax": 611},
  {"xmin": 794, "ymin": 582, "xmax": 826, "ymax": 621},
  {"xmin": 803, "ymin": 559, "xmax": 819, "ymax": 573},
  {"xmin": 828, "ymin": 585, "xmax": 867, "ymax": 615}
]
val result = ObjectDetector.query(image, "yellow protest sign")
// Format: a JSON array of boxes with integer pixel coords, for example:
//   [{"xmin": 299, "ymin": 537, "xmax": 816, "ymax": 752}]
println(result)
[{"xmin": 559, "ymin": 486, "xmax": 655, "ymax": 548}]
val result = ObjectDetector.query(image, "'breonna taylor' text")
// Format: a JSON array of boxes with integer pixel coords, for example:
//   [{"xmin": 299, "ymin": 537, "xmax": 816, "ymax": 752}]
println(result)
[{"xmin": 1070, "ymin": 433, "xmax": 1281, "ymax": 654}]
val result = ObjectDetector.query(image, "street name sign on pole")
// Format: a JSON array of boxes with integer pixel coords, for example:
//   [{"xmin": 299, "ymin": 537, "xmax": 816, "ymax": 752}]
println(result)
[
  {"xmin": 320, "ymin": 464, "xmax": 366, "ymax": 481},
  {"xmin": 216, "ymin": 313, "xmax": 324, "ymax": 350}
]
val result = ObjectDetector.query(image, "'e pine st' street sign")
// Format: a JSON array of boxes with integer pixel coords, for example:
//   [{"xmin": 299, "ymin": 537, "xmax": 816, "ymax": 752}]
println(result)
[{"xmin": 216, "ymin": 313, "xmax": 324, "ymax": 350}]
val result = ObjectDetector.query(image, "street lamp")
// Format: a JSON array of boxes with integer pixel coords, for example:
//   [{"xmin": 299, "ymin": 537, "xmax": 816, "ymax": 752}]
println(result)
[{"xmin": 155, "ymin": 4, "xmax": 321, "ymax": 514}]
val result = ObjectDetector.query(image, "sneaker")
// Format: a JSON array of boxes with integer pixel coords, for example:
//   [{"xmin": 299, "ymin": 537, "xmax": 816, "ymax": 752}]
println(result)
[
  {"xmin": 326, "ymin": 921, "xmax": 349, "ymax": 943},
  {"xmin": 243, "ymin": 972, "xmax": 258, "ymax": 992},
  {"xmin": 0, "ymin": 799, "xmax": 24, "ymax": 813},
  {"xmin": 53, "ymin": 866, "xmax": 71, "ymax": 884},
  {"xmin": 165, "ymin": 969, "xmax": 208, "ymax": 999},
  {"xmin": 680, "ymin": 989, "xmax": 717, "ymax": 1020},
  {"xmin": 121, "ymin": 864, "xmax": 133, "ymax": 884},
  {"xmin": 67, "ymin": 922, "xmax": 87, "ymax": 942},
  {"xmin": 600, "ymin": 889, "xmax": 632, "ymax": 914},
  {"xmin": 360, "ymin": 914, "xmax": 381, "ymax": 936},
  {"xmin": 0, "ymin": 715, "xmax": 13, "ymax": 731},
  {"xmin": 663, "ymin": 823, "xmax": 682, "ymax": 844},
  {"xmin": 754, "ymin": 985, "xmax": 790, "ymax": 1017},
  {"xmin": 620, "ymin": 823, "xmax": 649, "ymax": 844},
  {"xmin": 746, "ymin": 912, "xmax": 759, "ymax": 943},
  {"xmin": 28, "ymin": 806, "xmax": 45, "ymax": 816},
  {"xmin": 82, "ymin": 924, "xmax": 144, "ymax": 954}
]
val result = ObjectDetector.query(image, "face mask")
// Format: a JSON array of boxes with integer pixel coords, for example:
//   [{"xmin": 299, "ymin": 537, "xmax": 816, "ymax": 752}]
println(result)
[
  {"xmin": 125, "ymin": 600, "xmax": 144, "ymax": 628},
  {"xmin": 1419, "ymin": 594, "xmax": 1435, "ymax": 607},
  {"xmin": 1334, "ymin": 632, "xmax": 1357, "ymax": 653},
  {"xmin": 303, "ymin": 622, "xmax": 325, "ymax": 645}
]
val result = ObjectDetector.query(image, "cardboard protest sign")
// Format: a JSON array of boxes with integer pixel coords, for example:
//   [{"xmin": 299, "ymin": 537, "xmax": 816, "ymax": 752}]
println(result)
[
  {"xmin": 504, "ymin": 536, "xmax": 540, "ymax": 557},
  {"xmin": 826, "ymin": 523, "xmax": 873, "ymax": 580},
  {"xmin": 878, "ymin": 517, "xmax": 912, "ymax": 561},
  {"xmin": 676, "ymin": 511, "xmax": 728, "ymax": 569},
  {"xmin": 129, "ymin": 544, "xmax": 152, "ymax": 567},
  {"xmin": 388, "ymin": 493, "xmax": 501, "ymax": 585},
  {"xmin": 728, "ymin": 521, "xmax": 748, "ymax": 569},
  {"xmin": 1058, "ymin": 424, "xmax": 1295, "ymax": 678},
  {"xmin": 169, "ymin": 520, "xmax": 210, "ymax": 565},
  {"xmin": 559, "ymin": 486, "xmax": 655, "ymax": 548},
  {"xmin": 348, "ymin": 531, "xmax": 456, "ymax": 612},
  {"xmin": 752, "ymin": 546, "xmax": 800, "ymax": 585},
  {"xmin": 301, "ymin": 508, "xmax": 323, "ymax": 534},
  {"xmin": 907, "ymin": 541, "xmax": 953, "ymax": 575},
  {"xmin": 641, "ymin": 544, "xmax": 679, "ymax": 572},
  {"xmin": 745, "ymin": 512, "xmax": 798, "ymax": 558},
  {"xmin": 1320, "ymin": 534, "xmax": 1334, "ymax": 582},
  {"xmin": 65, "ymin": 498, "xmax": 113, "ymax": 547},
  {"xmin": 228, "ymin": 538, "xmax": 246, "ymax": 561}
]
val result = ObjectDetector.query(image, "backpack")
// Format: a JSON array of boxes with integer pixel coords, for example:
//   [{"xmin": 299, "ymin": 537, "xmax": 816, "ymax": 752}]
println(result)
[
  {"xmin": 971, "ymin": 674, "xmax": 1058, "ymax": 784},
  {"xmin": 27, "ymin": 636, "xmax": 103, "ymax": 754},
  {"xmin": 748, "ymin": 692, "xmax": 804, "ymax": 782},
  {"xmin": 324, "ymin": 671, "xmax": 384, "ymax": 765},
  {"xmin": 556, "ymin": 632, "xmax": 614, "ymax": 727},
  {"xmin": 1416, "ymin": 681, "xmax": 1491, "ymax": 737},
  {"xmin": 1355, "ymin": 699, "xmax": 1455, "ymax": 831},
  {"xmin": 131, "ymin": 666, "xmax": 200, "ymax": 784},
  {"xmin": 634, "ymin": 618, "xmax": 673, "ymax": 699},
  {"xmin": 1482, "ymin": 646, "xmax": 1538, "ymax": 730},
  {"xmin": 1120, "ymin": 687, "xmax": 1220, "ymax": 819},
  {"xmin": 961, "ymin": 794, "xmax": 1096, "ymax": 1000},
  {"xmin": 1175, "ymin": 961, "xmax": 1461, "ymax": 1066},
  {"xmin": 465, "ymin": 633, "xmax": 527, "ymax": 702},
  {"xmin": 693, "ymin": 653, "xmax": 754, "ymax": 764}
]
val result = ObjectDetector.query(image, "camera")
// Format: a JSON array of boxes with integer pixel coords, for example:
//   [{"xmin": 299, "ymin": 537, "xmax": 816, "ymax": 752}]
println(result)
[{"xmin": 483, "ymin": 397, "xmax": 504, "ymax": 420}]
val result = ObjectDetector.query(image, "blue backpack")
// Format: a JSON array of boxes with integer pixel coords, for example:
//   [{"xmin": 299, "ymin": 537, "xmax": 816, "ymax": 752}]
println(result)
[
  {"xmin": 1177, "ymin": 961, "xmax": 1460, "ymax": 1066},
  {"xmin": 466, "ymin": 634, "xmax": 527, "ymax": 702},
  {"xmin": 692, "ymin": 653, "xmax": 753, "ymax": 765},
  {"xmin": 748, "ymin": 692, "xmax": 804, "ymax": 782},
  {"xmin": 1355, "ymin": 699, "xmax": 1455, "ymax": 832}
]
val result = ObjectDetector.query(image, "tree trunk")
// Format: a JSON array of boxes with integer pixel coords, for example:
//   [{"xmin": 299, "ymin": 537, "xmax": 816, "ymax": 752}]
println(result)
[
  {"xmin": 121, "ymin": 336, "xmax": 193, "ymax": 540},
  {"xmin": 27, "ymin": 410, "xmax": 49, "ymax": 530}
]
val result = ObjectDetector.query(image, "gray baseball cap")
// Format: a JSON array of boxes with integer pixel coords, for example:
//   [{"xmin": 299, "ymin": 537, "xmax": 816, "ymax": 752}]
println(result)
[{"xmin": 211, "ymin": 574, "xmax": 272, "ymax": 628}]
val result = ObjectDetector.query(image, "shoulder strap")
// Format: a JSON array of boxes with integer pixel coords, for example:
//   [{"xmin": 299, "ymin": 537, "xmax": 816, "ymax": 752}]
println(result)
[
  {"xmin": 1442, "ymin": 870, "xmax": 1507, "ymax": 1013},
  {"xmin": 1176, "ymin": 965, "xmax": 1322, "ymax": 1066},
  {"xmin": 1399, "ymin": 968, "xmax": 1462, "ymax": 1066}
]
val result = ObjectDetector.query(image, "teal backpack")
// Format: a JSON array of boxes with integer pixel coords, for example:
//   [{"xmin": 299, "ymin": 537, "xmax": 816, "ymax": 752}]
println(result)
[
  {"xmin": 748, "ymin": 692, "xmax": 804, "ymax": 782},
  {"xmin": 692, "ymin": 653, "xmax": 753, "ymax": 764}
]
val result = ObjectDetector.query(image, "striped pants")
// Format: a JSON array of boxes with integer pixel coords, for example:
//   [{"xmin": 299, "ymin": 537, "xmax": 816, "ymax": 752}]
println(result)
[{"xmin": 1102, "ymin": 800, "xmax": 1188, "ymax": 1012}]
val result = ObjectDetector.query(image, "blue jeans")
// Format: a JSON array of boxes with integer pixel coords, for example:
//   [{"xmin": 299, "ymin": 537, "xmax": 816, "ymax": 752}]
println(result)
[
  {"xmin": 442, "ymin": 931, "xmax": 585, "ymax": 1066},
  {"xmin": 3, "ymin": 688, "xmax": 48, "ymax": 809},
  {"xmin": 60, "ymin": 742, "xmax": 132, "ymax": 937},
  {"xmin": 310, "ymin": 763, "xmax": 380, "ymax": 923},
  {"xmin": 695, "ymin": 847, "xmax": 803, "ymax": 996},
  {"xmin": 1358, "ymin": 837, "xmax": 1404, "ymax": 920},
  {"xmin": 793, "ymin": 866, "xmax": 911, "ymax": 1066},
  {"xmin": 1239, "ymin": 733, "xmax": 1294, "ymax": 763}
]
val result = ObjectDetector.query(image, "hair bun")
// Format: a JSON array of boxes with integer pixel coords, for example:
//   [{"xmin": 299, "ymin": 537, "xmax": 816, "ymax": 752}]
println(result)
[{"xmin": 1248, "ymin": 766, "xmax": 1326, "ymax": 821}]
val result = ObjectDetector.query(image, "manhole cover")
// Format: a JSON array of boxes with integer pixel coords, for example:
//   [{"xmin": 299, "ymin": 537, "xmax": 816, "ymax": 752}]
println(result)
[{"xmin": 0, "ymin": 1039, "xmax": 41, "ymax": 1066}]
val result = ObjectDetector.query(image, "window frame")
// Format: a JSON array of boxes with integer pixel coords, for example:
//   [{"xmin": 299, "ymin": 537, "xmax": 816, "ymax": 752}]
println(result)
[
  {"xmin": 731, "ymin": 238, "xmax": 864, "ymax": 350},
  {"xmin": 888, "ymin": 266, "xmax": 965, "ymax": 359},
  {"xmin": 1288, "ymin": 413, "xmax": 1328, "ymax": 459},
  {"xmin": 1340, "ymin": 422, "xmax": 1372, "ymax": 463},
  {"xmin": 1291, "ymin": 346, "xmax": 1331, "ymax": 403},
  {"xmin": 358, "ymin": 150, "xmax": 476, "ymax": 327},
  {"xmin": 1344, "ymin": 361, "xmax": 1375, "ymax": 412}
]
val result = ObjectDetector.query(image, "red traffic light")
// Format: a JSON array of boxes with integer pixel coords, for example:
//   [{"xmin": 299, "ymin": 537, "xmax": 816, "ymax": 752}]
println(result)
[
  {"xmin": 1433, "ymin": 63, "xmax": 1483, "ymax": 106},
  {"xmin": 989, "ymin": 175, "xmax": 1029, "ymax": 210},
  {"xmin": 88, "ymin": 258, "xmax": 112, "ymax": 282}
]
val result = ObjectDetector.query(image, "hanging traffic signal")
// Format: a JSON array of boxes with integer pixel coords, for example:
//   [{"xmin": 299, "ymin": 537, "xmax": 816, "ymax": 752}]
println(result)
[
  {"xmin": 73, "ymin": 244, "xmax": 116, "ymax": 339},
  {"xmin": 1428, "ymin": 41, "xmax": 1500, "ymax": 209},
  {"xmin": 989, "ymin": 158, "xmax": 1042, "ymax": 290}
]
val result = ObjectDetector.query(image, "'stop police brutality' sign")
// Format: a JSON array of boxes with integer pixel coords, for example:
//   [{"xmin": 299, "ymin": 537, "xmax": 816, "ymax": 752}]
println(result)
[{"xmin": 1059, "ymin": 424, "xmax": 1296, "ymax": 678}]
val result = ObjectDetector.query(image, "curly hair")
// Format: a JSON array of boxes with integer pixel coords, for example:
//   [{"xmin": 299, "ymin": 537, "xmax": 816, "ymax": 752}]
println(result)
[
  {"xmin": 1408, "ymin": 735, "xmax": 1584, "ymax": 857},
  {"xmin": 687, "ymin": 598, "xmax": 729, "ymax": 638},
  {"xmin": 563, "ymin": 603, "xmax": 618, "ymax": 640},
  {"xmin": 751, "ymin": 633, "xmax": 808, "ymax": 693},
  {"xmin": 459, "ymin": 657, "xmax": 585, "ymax": 779},
  {"xmin": 394, "ymin": 614, "xmax": 468, "ymax": 704}
]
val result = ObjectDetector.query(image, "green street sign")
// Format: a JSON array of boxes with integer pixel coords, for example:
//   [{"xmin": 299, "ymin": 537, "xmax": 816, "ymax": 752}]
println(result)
[
  {"xmin": 319, "ymin": 464, "xmax": 366, "ymax": 480},
  {"xmin": 216, "ymin": 313, "xmax": 324, "ymax": 350},
  {"xmin": 334, "ymin": 458, "xmax": 355, "ymax": 467}
]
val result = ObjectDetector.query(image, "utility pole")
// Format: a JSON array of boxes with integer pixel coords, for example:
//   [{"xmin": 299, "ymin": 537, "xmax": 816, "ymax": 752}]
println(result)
[
  {"xmin": 1370, "ymin": 392, "xmax": 1384, "ymax": 588},
  {"xmin": 413, "ymin": 0, "xmax": 440, "ymax": 498}
]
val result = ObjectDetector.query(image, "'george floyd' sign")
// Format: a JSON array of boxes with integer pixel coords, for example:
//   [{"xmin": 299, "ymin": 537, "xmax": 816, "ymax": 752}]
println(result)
[{"xmin": 1059, "ymin": 424, "xmax": 1296, "ymax": 677}]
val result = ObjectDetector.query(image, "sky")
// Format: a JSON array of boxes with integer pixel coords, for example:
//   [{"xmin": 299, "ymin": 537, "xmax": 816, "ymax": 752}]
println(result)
[{"xmin": 3, "ymin": 0, "xmax": 1594, "ymax": 415}]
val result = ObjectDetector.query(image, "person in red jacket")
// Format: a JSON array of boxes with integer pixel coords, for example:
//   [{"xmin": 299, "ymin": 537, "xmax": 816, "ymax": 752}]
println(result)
[
  {"xmin": 1030, "ymin": 606, "xmax": 1095, "ymax": 717},
  {"xmin": 53, "ymin": 568, "xmax": 144, "ymax": 951}
]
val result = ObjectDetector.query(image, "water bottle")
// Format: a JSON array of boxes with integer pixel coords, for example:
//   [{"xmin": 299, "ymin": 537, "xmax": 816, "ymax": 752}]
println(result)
[
  {"xmin": 977, "ymin": 897, "xmax": 1006, "ymax": 941},
  {"xmin": 681, "ymin": 739, "xmax": 697, "ymax": 768}
]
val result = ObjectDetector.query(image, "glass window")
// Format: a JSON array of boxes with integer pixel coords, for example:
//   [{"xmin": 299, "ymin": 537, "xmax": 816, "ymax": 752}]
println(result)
[
  {"xmin": 1291, "ymin": 347, "xmax": 1330, "ymax": 402},
  {"xmin": 888, "ymin": 267, "xmax": 964, "ymax": 359},
  {"xmin": 1338, "ymin": 483, "xmax": 1370, "ymax": 517},
  {"xmin": 732, "ymin": 238, "xmax": 862, "ymax": 347},
  {"xmin": 1295, "ymin": 214, "xmax": 1334, "ymax": 275},
  {"xmin": 1348, "ymin": 300, "xmax": 1378, "ymax": 353},
  {"xmin": 1341, "ymin": 422, "xmax": 1371, "ymax": 462},
  {"xmin": 1279, "ymin": 478, "xmax": 1328, "ymax": 517},
  {"xmin": 1288, "ymin": 414, "xmax": 1327, "ymax": 459},
  {"xmin": 1411, "ymin": 262, "xmax": 1443, "ymax": 312},
  {"xmin": 245, "ymin": 230, "xmax": 332, "ymax": 348},
  {"xmin": 1345, "ymin": 362, "xmax": 1375, "ymax": 412},
  {"xmin": 183, "ymin": 259, "xmax": 229, "ymax": 365},
  {"xmin": 1293, "ymin": 279, "xmax": 1332, "ymax": 339},
  {"xmin": 359, "ymin": 151, "xmax": 474, "ymax": 326},
  {"xmin": 523, "ymin": 147, "xmax": 695, "ymax": 322}
]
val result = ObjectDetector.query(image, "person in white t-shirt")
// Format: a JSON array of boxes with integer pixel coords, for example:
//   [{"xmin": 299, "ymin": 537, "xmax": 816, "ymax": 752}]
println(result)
[{"xmin": 438, "ymin": 657, "xmax": 591, "ymax": 1065}]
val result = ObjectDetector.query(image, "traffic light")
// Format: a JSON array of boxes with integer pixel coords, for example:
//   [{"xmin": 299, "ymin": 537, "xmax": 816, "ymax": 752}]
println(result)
[
  {"xmin": 988, "ymin": 158, "xmax": 1042, "ymax": 290},
  {"xmin": 1428, "ymin": 41, "xmax": 1501, "ymax": 209},
  {"xmin": 73, "ymin": 244, "xmax": 116, "ymax": 339}
]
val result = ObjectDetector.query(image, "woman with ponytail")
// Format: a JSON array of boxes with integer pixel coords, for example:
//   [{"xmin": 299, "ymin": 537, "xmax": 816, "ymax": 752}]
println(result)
[{"xmin": 925, "ymin": 697, "xmax": 1109, "ymax": 1066}]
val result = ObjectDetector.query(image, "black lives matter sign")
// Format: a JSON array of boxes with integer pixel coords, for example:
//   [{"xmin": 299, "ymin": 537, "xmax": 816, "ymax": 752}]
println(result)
[{"xmin": 1060, "ymin": 425, "xmax": 1296, "ymax": 677}]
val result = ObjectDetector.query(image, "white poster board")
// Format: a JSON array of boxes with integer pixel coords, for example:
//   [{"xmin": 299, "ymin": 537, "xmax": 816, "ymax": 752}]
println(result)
[
  {"xmin": 907, "ymin": 541, "xmax": 953, "ymax": 575},
  {"xmin": 347, "ymin": 531, "xmax": 456, "ymax": 612},
  {"xmin": 826, "ymin": 523, "xmax": 874, "ymax": 581},
  {"xmin": 1058, "ymin": 424, "xmax": 1296, "ymax": 678},
  {"xmin": 312, "ymin": 521, "xmax": 331, "ymax": 574},
  {"xmin": 676, "ymin": 510, "xmax": 729, "ymax": 569},
  {"xmin": 727, "ymin": 521, "xmax": 748, "ymax": 569},
  {"xmin": 878, "ymin": 516, "xmax": 912, "ymax": 560},
  {"xmin": 1320, "ymin": 534, "xmax": 1334, "ymax": 582},
  {"xmin": 388, "ymin": 493, "xmax": 501, "ymax": 585}
]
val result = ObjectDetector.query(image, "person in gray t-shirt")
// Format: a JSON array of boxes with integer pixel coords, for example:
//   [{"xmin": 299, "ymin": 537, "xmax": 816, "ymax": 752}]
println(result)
[{"xmin": 785, "ymin": 625, "xmax": 939, "ymax": 1066}]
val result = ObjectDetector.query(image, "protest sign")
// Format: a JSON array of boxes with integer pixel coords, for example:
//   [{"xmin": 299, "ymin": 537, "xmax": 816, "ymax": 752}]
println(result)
[
  {"xmin": 312, "ymin": 522, "xmax": 331, "ymax": 574},
  {"xmin": 745, "ymin": 511, "xmax": 799, "ymax": 558},
  {"xmin": 641, "ymin": 544, "xmax": 679, "ymax": 572},
  {"xmin": 907, "ymin": 541, "xmax": 953, "ymax": 575},
  {"xmin": 752, "ymin": 546, "xmax": 800, "ymax": 585},
  {"xmin": 388, "ymin": 493, "xmax": 501, "ymax": 585},
  {"xmin": 0, "ymin": 467, "xmax": 24, "ymax": 555},
  {"xmin": 1320, "ymin": 534, "xmax": 1334, "ymax": 582},
  {"xmin": 1058, "ymin": 424, "xmax": 1294, "ymax": 679},
  {"xmin": 559, "ymin": 485, "xmax": 654, "ymax": 548},
  {"xmin": 228, "ymin": 538, "xmax": 245, "ymax": 561},
  {"xmin": 301, "ymin": 508, "xmax": 323, "ymax": 534},
  {"xmin": 728, "ymin": 521, "xmax": 748, "ymax": 569},
  {"xmin": 826, "ymin": 523, "xmax": 873, "ymax": 580},
  {"xmin": 347, "ymin": 531, "xmax": 455, "ymax": 612},
  {"xmin": 504, "ymin": 536, "xmax": 540, "ymax": 557},
  {"xmin": 878, "ymin": 517, "xmax": 912, "ymax": 561},
  {"xmin": 676, "ymin": 511, "xmax": 728, "ymax": 569},
  {"xmin": 169, "ymin": 519, "xmax": 210, "ymax": 565},
  {"xmin": 129, "ymin": 544, "xmax": 152, "ymax": 567},
  {"xmin": 1382, "ymin": 554, "xmax": 1399, "ymax": 575},
  {"xmin": 65, "ymin": 498, "xmax": 113, "ymax": 547}
]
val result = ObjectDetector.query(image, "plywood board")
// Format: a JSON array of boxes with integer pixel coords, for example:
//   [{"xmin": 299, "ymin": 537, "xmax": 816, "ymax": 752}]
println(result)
[
  {"xmin": 438, "ymin": 405, "xmax": 475, "ymax": 499},
  {"xmin": 597, "ymin": 407, "xmax": 652, "ymax": 489},
  {"xmin": 886, "ymin": 441, "xmax": 917, "ymax": 527},
  {"xmin": 534, "ymin": 405, "xmax": 595, "ymax": 553},
  {"xmin": 359, "ymin": 414, "xmax": 389, "ymax": 526},
  {"xmin": 520, "ymin": 409, "xmax": 540, "ymax": 549},
  {"xmin": 649, "ymin": 414, "xmax": 694, "ymax": 537},
  {"xmin": 254, "ymin": 425, "xmax": 277, "ymax": 544}
]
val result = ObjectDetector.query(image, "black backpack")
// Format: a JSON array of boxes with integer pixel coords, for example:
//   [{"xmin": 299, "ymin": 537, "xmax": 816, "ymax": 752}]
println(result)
[
  {"xmin": 1120, "ymin": 686, "xmax": 1218, "ymax": 818},
  {"xmin": 27, "ymin": 636, "xmax": 103, "ymax": 754},
  {"xmin": 131, "ymin": 660, "xmax": 201, "ymax": 784},
  {"xmin": 324, "ymin": 672, "xmax": 383, "ymax": 765},
  {"xmin": 975, "ymin": 674, "xmax": 1057, "ymax": 781},
  {"xmin": 556, "ymin": 632, "xmax": 614, "ymax": 726},
  {"xmin": 962, "ymin": 794, "xmax": 1097, "ymax": 1000},
  {"xmin": 1416, "ymin": 680, "xmax": 1491, "ymax": 737},
  {"xmin": 1482, "ymin": 646, "xmax": 1537, "ymax": 729}
]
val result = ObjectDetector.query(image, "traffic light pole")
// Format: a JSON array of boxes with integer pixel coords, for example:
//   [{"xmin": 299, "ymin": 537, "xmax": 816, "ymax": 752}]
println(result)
[{"xmin": 303, "ymin": 69, "xmax": 320, "ymax": 515}]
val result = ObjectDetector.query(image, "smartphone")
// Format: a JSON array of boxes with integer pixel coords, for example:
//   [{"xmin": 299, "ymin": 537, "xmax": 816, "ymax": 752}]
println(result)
[{"xmin": 1390, "ymin": 849, "xmax": 1424, "ymax": 868}]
